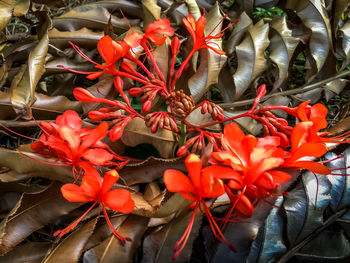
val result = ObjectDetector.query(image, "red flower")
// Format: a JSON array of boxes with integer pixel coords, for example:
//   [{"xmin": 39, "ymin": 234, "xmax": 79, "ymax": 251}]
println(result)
[
  {"xmin": 60, "ymin": 36, "xmax": 130, "ymax": 80},
  {"xmin": 211, "ymin": 122, "xmax": 291, "ymax": 217},
  {"xmin": 182, "ymin": 14, "xmax": 226, "ymax": 55},
  {"xmin": 55, "ymin": 163, "xmax": 134, "ymax": 243},
  {"xmin": 163, "ymin": 154, "xmax": 236, "ymax": 259},
  {"xmin": 124, "ymin": 18, "xmax": 174, "ymax": 47},
  {"xmin": 31, "ymin": 111, "xmax": 127, "ymax": 177},
  {"xmin": 283, "ymin": 122, "xmax": 331, "ymax": 174}
]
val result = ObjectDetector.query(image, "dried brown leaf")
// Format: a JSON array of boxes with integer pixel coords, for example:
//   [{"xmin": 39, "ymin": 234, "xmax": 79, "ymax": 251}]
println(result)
[
  {"xmin": 43, "ymin": 217, "xmax": 99, "ymax": 263},
  {"xmin": 339, "ymin": 22, "xmax": 350, "ymax": 71},
  {"xmin": 286, "ymin": 0, "xmax": 332, "ymax": 80},
  {"xmin": 85, "ymin": 215, "xmax": 149, "ymax": 263},
  {"xmin": 0, "ymin": 148, "xmax": 74, "ymax": 183},
  {"xmin": 10, "ymin": 11, "xmax": 51, "ymax": 119},
  {"xmin": 233, "ymin": 20, "xmax": 269, "ymax": 100},
  {"xmin": 225, "ymin": 12, "xmax": 253, "ymax": 56},
  {"xmin": 142, "ymin": 0, "xmax": 161, "ymax": 28},
  {"xmin": 121, "ymin": 117, "xmax": 176, "ymax": 159},
  {"xmin": 53, "ymin": 5, "xmax": 139, "ymax": 33},
  {"xmin": 269, "ymin": 16, "xmax": 300, "ymax": 92},
  {"xmin": 184, "ymin": 0, "xmax": 201, "ymax": 20},
  {"xmin": 223, "ymin": 110, "xmax": 261, "ymax": 136},
  {"xmin": 0, "ymin": 242, "xmax": 51, "ymax": 263},
  {"xmin": 49, "ymin": 27, "xmax": 104, "ymax": 50},
  {"xmin": 0, "ymin": 91, "xmax": 82, "ymax": 120},
  {"xmin": 0, "ymin": 5, "xmax": 12, "ymax": 31},
  {"xmin": 141, "ymin": 207, "xmax": 202, "ymax": 263},
  {"xmin": 119, "ymin": 156, "xmax": 185, "ymax": 186},
  {"xmin": 87, "ymin": 0, "xmax": 142, "ymax": 18},
  {"xmin": 0, "ymin": 182, "xmax": 81, "ymax": 255}
]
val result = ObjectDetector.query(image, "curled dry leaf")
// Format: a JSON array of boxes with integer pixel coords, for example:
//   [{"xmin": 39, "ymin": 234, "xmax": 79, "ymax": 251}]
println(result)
[
  {"xmin": 188, "ymin": 2, "xmax": 227, "ymax": 102},
  {"xmin": 53, "ymin": 5, "xmax": 140, "ymax": 33},
  {"xmin": 332, "ymin": 0, "xmax": 350, "ymax": 33},
  {"xmin": 0, "ymin": 4, "xmax": 12, "ymax": 31},
  {"xmin": 225, "ymin": 12, "xmax": 253, "ymax": 56},
  {"xmin": 0, "ymin": 91, "xmax": 82, "ymax": 120},
  {"xmin": 323, "ymin": 78, "xmax": 349, "ymax": 101},
  {"xmin": 0, "ymin": 242, "xmax": 51, "ymax": 263},
  {"xmin": 45, "ymin": 57, "xmax": 95, "ymax": 75},
  {"xmin": 269, "ymin": 16, "xmax": 300, "ymax": 92},
  {"xmin": 43, "ymin": 217, "xmax": 99, "ymax": 263},
  {"xmin": 49, "ymin": 27, "xmax": 104, "ymax": 50},
  {"xmin": 286, "ymin": 0, "xmax": 332, "ymax": 80},
  {"xmin": 84, "ymin": 215, "xmax": 128, "ymax": 251},
  {"xmin": 84, "ymin": 215, "xmax": 149, "ymax": 263},
  {"xmin": 0, "ymin": 182, "xmax": 81, "ymax": 255},
  {"xmin": 0, "ymin": 148, "xmax": 74, "ymax": 183},
  {"xmin": 142, "ymin": 0, "xmax": 161, "ymax": 29},
  {"xmin": 338, "ymin": 22, "xmax": 350, "ymax": 71},
  {"xmin": 87, "ymin": 0, "xmax": 142, "ymax": 18},
  {"xmin": 10, "ymin": 11, "xmax": 52, "ymax": 119},
  {"xmin": 119, "ymin": 156, "xmax": 185, "ymax": 186},
  {"xmin": 121, "ymin": 117, "xmax": 177, "ymax": 159},
  {"xmin": 185, "ymin": 107, "xmax": 221, "ymax": 131},
  {"xmin": 184, "ymin": 0, "xmax": 201, "ymax": 20},
  {"xmin": 141, "ymin": 207, "xmax": 203, "ymax": 263},
  {"xmin": 233, "ymin": 20, "xmax": 269, "ymax": 100}
]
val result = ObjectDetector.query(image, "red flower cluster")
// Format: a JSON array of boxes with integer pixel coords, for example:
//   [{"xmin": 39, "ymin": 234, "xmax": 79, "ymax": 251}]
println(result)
[
  {"xmin": 31, "ymin": 111, "xmax": 128, "ymax": 177},
  {"xmin": 55, "ymin": 162, "xmax": 134, "ymax": 243},
  {"xmin": 162, "ymin": 94, "xmax": 350, "ymax": 258}
]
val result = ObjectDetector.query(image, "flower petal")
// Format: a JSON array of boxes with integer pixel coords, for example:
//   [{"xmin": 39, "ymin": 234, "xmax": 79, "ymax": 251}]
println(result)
[
  {"xmin": 185, "ymin": 154, "xmax": 202, "ymax": 189},
  {"xmin": 163, "ymin": 169, "xmax": 195, "ymax": 195},
  {"xmin": 59, "ymin": 126, "xmax": 80, "ymax": 150},
  {"xmin": 61, "ymin": 184, "xmax": 92, "ymax": 202},
  {"xmin": 287, "ymin": 161, "xmax": 331, "ymax": 175},
  {"xmin": 289, "ymin": 143, "xmax": 327, "ymax": 162},
  {"xmin": 79, "ymin": 121, "xmax": 108, "ymax": 152},
  {"xmin": 102, "ymin": 169, "xmax": 120, "ymax": 194},
  {"xmin": 56, "ymin": 110, "xmax": 82, "ymax": 131},
  {"xmin": 267, "ymin": 170, "xmax": 292, "ymax": 184},
  {"xmin": 103, "ymin": 189, "xmax": 135, "ymax": 213},
  {"xmin": 291, "ymin": 122, "xmax": 313, "ymax": 150},
  {"xmin": 82, "ymin": 148, "xmax": 114, "ymax": 166}
]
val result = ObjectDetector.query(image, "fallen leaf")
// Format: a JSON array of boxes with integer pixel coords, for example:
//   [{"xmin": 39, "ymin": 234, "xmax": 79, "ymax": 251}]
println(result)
[
  {"xmin": 233, "ymin": 20, "xmax": 269, "ymax": 100},
  {"xmin": 10, "ymin": 11, "xmax": 52, "ymax": 119},
  {"xmin": 119, "ymin": 156, "xmax": 185, "ymax": 186},
  {"xmin": 43, "ymin": 217, "xmax": 99, "ymax": 263},
  {"xmin": 0, "ymin": 182, "xmax": 81, "ymax": 255},
  {"xmin": 121, "ymin": 117, "xmax": 177, "ymax": 159},
  {"xmin": 53, "ymin": 5, "xmax": 140, "ymax": 33}
]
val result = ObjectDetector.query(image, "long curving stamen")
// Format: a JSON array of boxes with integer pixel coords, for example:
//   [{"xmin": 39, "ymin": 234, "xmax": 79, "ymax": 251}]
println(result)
[
  {"xmin": 69, "ymin": 42, "xmax": 99, "ymax": 65},
  {"xmin": 0, "ymin": 122, "xmax": 39, "ymax": 141},
  {"xmin": 19, "ymin": 151, "xmax": 71, "ymax": 167},
  {"xmin": 54, "ymin": 200, "xmax": 98, "ymax": 237},
  {"xmin": 102, "ymin": 203, "xmax": 131, "ymax": 244},
  {"xmin": 202, "ymin": 200, "xmax": 237, "ymax": 252},
  {"xmin": 172, "ymin": 205, "xmax": 198, "ymax": 260}
]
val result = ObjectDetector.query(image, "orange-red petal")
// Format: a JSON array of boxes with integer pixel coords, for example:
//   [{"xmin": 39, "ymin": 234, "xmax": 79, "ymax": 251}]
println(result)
[
  {"xmin": 82, "ymin": 148, "xmax": 114, "ymax": 166},
  {"xmin": 103, "ymin": 189, "xmax": 135, "ymax": 213},
  {"xmin": 61, "ymin": 184, "xmax": 93, "ymax": 202},
  {"xmin": 102, "ymin": 169, "xmax": 120, "ymax": 194},
  {"xmin": 163, "ymin": 169, "xmax": 195, "ymax": 195}
]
